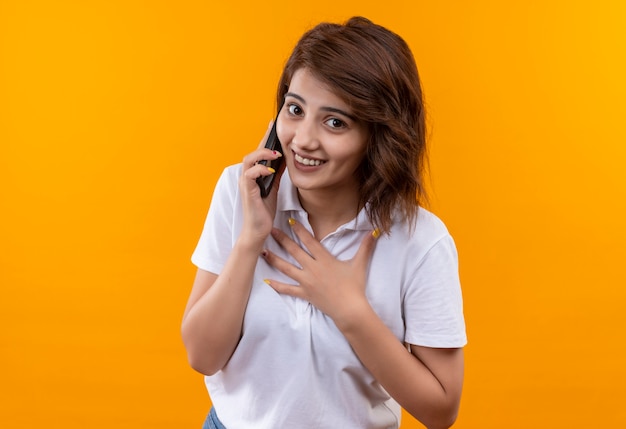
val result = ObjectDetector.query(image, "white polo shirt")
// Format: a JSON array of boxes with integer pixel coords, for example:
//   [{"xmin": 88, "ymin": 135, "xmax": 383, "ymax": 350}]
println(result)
[{"xmin": 191, "ymin": 164, "xmax": 466, "ymax": 429}]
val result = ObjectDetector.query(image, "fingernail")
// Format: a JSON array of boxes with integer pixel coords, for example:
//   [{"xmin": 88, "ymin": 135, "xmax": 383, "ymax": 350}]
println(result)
[
  {"xmin": 372, "ymin": 228, "xmax": 381, "ymax": 239},
  {"xmin": 273, "ymin": 150, "xmax": 282, "ymax": 157},
  {"xmin": 263, "ymin": 279, "xmax": 271, "ymax": 285},
  {"xmin": 267, "ymin": 167, "xmax": 276, "ymax": 173},
  {"xmin": 261, "ymin": 249, "xmax": 268, "ymax": 258},
  {"xmin": 288, "ymin": 218, "xmax": 296, "ymax": 226}
]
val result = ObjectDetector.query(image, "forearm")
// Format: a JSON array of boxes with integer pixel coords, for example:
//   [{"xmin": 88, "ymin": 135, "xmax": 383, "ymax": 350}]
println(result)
[
  {"xmin": 336, "ymin": 301, "xmax": 462, "ymax": 429},
  {"xmin": 182, "ymin": 238, "xmax": 263, "ymax": 375}
]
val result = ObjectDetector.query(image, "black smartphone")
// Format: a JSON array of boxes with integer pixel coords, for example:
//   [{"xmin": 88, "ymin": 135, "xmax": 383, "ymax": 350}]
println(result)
[{"xmin": 256, "ymin": 119, "xmax": 284, "ymax": 198}]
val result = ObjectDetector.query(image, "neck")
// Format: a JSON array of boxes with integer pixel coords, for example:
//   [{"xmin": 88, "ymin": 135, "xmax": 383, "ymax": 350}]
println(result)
[{"xmin": 297, "ymin": 185, "xmax": 362, "ymax": 240}]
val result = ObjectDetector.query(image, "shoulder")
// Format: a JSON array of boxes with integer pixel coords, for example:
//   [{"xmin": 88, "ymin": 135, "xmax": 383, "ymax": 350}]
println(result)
[
  {"xmin": 222, "ymin": 163, "xmax": 243, "ymax": 182},
  {"xmin": 413, "ymin": 207, "xmax": 450, "ymax": 238},
  {"xmin": 371, "ymin": 207, "xmax": 458, "ymax": 272},
  {"xmin": 212, "ymin": 163, "xmax": 243, "ymax": 195},
  {"xmin": 389, "ymin": 207, "xmax": 453, "ymax": 250}
]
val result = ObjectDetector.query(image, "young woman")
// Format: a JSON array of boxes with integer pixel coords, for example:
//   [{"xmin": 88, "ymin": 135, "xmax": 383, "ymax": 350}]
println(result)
[{"xmin": 182, "ymin": 16, "xmax": 466, "ymax": 429}]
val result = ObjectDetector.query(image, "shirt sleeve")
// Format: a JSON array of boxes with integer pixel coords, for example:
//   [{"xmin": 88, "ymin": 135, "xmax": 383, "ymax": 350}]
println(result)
[
  {"xmin": 403, "ymin": 234, "xmax": 467, "ymax": 348},
  {"xmin": 191, "ymin": 165, "xmax": 241, "ymax": 274}
]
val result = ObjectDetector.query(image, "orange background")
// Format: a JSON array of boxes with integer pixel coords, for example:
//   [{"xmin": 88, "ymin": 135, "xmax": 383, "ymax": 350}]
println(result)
[{"xmin": 2, "ymin": 1, "xmax": 625, "ymax": 428}]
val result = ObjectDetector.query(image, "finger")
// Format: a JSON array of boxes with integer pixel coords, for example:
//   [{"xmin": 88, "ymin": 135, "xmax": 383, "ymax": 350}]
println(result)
[
  {"xmin": 287, "ymin": 218, "xmax": 326, "ymax": 260},
  {"xmin": 242, "ymin": 120, "xmax": 281, "ymax": 168},
  {"xmin": 261, "ymin": 247, "xmax": 304, "ymax": 280},
  {"xmin": 270, "ymin": 227, "xmax": 314, "ymax": 265},
  {"xmin": 267, "ymin": 154, "xmax": 286, "ymax": 196},
  {"xmin": 239, "ymin": 162, "xmax": 279, "ymax": 201},
  {"xmin": 263, "ymin": 278, "xmax": 306, "ymax": 300},
  {"xmin": 242, "ymin": 148, "xmax": 283, "ymax": 170},
  {"xmin": 352, "ymin": 229, "xmax": 380, "ymax": 269},
  {"xmin": 242, "ymin": 163, "xmax": 278, "ymax": 180}
]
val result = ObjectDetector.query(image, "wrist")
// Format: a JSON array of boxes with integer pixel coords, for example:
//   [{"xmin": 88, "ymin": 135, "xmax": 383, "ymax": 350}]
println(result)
[
  {"xmin": 235, "ymin": 232, "xmax": 267, "ymax": 255},
  {"xmin": 332, "ymin": 296, "xmax": 375, "ymax": 334}
]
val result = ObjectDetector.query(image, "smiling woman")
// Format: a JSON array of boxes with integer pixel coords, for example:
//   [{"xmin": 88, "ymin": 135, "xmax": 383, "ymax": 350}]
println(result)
[
  {"xmin": 277, "ymin": 68, "xmax": 370, "ymax": 228},
  {"xmin": 275, "ymin": 18, "xmax": 428, "ymax": 236},
  {"xmin": 3, "ymin": 1, "xmax": 625, "ymax": 428},
  {"xmin": 181, "ymin": 16, "xmax": 466, "ymax": 429}
]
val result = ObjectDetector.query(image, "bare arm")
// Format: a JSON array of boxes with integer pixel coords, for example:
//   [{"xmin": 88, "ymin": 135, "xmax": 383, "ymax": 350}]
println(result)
[
  {"xmin": 181, "ymin": 124, "xmax": 284, "ymax": 375},
  {"xmin": 181, "ymin": 238, "xmax": 264, "ymax": 375},
  {"xmin": 338, "ymin": 303, "xmax": 464, "ymax": 429}
]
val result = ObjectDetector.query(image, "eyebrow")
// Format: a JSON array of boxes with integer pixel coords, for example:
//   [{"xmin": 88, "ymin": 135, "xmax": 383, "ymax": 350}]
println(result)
[{"xmin": 284, "ymin": 92, "xmax": 357, "ymax": 121}]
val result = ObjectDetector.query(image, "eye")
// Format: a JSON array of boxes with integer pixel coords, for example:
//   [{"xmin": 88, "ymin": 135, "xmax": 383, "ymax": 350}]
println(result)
[
  {"xmin": 325, "ymin": 117, "xmax": 347, "ymax": 129},
  {"xmin": 287, "ymin": 103, "xmax": 303, "ymax": 116}
]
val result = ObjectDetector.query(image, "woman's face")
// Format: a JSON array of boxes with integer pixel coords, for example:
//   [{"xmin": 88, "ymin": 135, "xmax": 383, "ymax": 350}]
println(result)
[{"xmin": 276, "ymin": 68, "xmax": 369, "ymax": 197}]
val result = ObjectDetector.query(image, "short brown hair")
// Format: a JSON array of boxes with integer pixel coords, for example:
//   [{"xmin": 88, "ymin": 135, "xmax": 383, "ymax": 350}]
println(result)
[{"xmin": 277, "ymin": 16, "xmax": 427, "ymax": 234}]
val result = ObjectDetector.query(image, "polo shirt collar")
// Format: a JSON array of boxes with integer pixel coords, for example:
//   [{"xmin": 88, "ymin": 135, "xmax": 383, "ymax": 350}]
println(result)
[{"xmin": 277, "ymin": 170, "xmax": 374, "ymax": 232}]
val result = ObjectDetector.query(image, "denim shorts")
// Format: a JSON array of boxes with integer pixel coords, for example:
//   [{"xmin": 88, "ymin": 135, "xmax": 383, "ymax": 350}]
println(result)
[{"xmin": 202, "ymin": 407, "xmax": 226, "ymax": 429}]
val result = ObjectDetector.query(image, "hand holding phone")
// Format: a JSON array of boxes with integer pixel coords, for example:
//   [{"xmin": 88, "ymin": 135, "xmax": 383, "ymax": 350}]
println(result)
[{"xmin": 256, "ymin": 119, "xmax": 284, "ymax": 198}]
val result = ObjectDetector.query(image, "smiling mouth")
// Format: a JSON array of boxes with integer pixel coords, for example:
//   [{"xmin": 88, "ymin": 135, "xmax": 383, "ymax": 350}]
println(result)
[{"xmin": 294, "ymin": 152, "xmax": 326, "ymax": 166}]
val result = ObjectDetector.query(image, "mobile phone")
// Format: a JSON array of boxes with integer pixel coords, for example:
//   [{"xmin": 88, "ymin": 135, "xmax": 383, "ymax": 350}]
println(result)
[{"xmin": 256, "ymin": 119, "xmax": 284, "ymax": 198}]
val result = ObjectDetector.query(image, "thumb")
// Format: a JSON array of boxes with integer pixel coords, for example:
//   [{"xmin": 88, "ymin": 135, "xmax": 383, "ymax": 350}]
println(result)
[{"xmin": 352, "ymin": 229, "xmax": 380, "ymax": 269}]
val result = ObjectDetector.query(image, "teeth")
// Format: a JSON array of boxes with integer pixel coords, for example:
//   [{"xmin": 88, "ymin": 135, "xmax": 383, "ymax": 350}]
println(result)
[{"xmin": 295, "ymin": 153, "xmax": 323, "ymax": 166}]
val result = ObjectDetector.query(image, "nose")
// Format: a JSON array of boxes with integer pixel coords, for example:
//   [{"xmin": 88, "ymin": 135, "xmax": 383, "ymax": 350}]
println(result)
[{"xmin": 291, "ymin": 117, "xmax": 319, "ymax": 151}]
